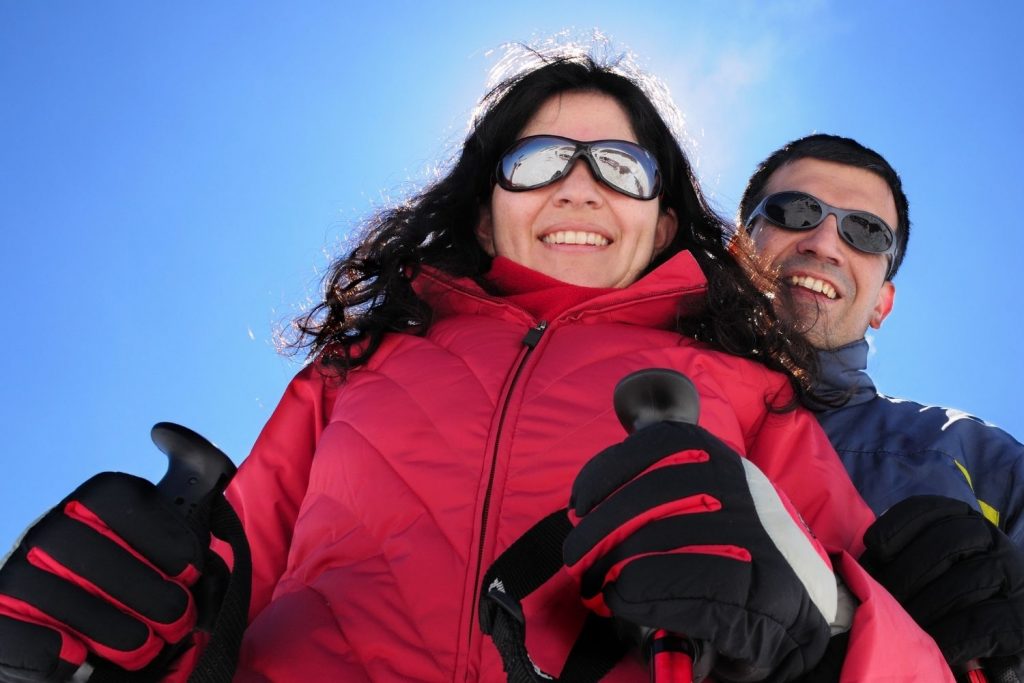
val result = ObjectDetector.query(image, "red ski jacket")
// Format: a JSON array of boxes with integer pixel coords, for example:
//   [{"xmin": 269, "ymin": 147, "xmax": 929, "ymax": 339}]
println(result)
[{"xmin": 224, "ymin": 251, "xmax": 952, "ymax": 682}]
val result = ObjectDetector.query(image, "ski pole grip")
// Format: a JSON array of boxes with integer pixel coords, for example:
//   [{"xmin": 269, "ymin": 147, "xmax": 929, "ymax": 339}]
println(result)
[
  {"xmin": 152, "ymin": 422, "xmax": 237, "ymax": 520},
  {"xmin": 613, "ymin": 368, "xmax": 700, "ymax": 432}
]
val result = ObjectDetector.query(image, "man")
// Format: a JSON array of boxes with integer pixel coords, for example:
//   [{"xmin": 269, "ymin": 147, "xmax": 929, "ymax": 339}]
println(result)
[{"xmin": 739, "ymin": 133, "xmax": 1024, "ymax": 679}]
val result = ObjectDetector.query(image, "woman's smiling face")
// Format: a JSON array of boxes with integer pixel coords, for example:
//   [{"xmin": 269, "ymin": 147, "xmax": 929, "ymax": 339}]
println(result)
[{"xmin": 475, "ymin": 91, "xmax": 677, "ymax": 288}]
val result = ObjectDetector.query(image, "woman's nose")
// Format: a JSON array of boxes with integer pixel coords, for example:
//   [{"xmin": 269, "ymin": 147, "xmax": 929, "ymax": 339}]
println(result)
[{"xmin": 552, "ymin": 159, "xmax": 604, "ymax": 206}]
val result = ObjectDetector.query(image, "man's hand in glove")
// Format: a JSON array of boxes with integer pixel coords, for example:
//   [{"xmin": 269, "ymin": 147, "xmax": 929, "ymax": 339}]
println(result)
[
  {"xmin": 563, "ymin": 421, "xmax": 839, "ymax": 683},
  {"xmin": 861, "ymin": 495, "xmax": 1024, "ymax": 676},
  {"xmin": 0, "ymin": 472, "xmax": 219, "ymax": 683}
]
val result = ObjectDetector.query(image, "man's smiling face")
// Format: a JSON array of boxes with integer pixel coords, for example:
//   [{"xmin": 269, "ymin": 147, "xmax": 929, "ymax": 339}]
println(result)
[{"xmin": 749, "ymin": 158, "xmax": 898, "ymax": 349}]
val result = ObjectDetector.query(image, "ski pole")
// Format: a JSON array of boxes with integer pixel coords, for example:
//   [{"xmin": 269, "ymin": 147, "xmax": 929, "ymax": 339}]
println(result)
[
  {"xmin": 959, "ymin": 657, "xmax": 1018, "ymax": 683},
  {"xmin": 612, "ymin": 368, "xmax": 714, "ymax": 683},
  {"xmin": 960, "ymin": 660, "xmax": 988, "ymax": 683}
]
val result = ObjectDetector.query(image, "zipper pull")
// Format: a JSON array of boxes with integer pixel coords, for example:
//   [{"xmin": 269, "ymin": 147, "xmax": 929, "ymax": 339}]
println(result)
[{"xmin": 522, "ymin": 320, "xmax": 548, "ymax": 348}]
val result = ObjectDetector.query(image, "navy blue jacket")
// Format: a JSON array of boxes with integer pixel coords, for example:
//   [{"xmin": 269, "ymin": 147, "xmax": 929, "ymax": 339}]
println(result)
[{"xmin": 814, "ymin": 339, "xmax": 1024, "ymax": 547}]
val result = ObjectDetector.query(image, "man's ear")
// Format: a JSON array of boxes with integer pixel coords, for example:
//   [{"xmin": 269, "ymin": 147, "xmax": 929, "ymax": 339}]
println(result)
[
  {"xmin": 475, "ymin": 205, "xmax": 496, "ymax": 257},
  {"xmin": 653, "ymin": 207, "xmax": 678, "ymax": 255},
  {"xmin": 869, "ymin": 281, "xmax": 896, "ymax": 329}
]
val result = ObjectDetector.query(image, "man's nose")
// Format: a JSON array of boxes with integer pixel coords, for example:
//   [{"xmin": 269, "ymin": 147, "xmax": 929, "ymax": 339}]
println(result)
[
  {"xmin": 552, "ymin": 159, "xmax": 604, "ymax": 206},
  {"xmin": 795, "ymin": 214, "xmax": 846, "ymax": 264}
]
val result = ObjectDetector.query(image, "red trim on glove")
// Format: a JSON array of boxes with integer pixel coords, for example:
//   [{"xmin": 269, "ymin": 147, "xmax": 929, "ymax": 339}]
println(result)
[
  {"xmin": 582, "ymin": 545, "xmax": 751, "ymax": 615},
  {"xmin": 568, "ymin": 494, "xmax": 722, "ymax": 573},
  {"xmin": 0, "ymin": 594, "xmax": 159, "ymax": 670},
  {"xmin": 27, "ymin": 547, "xmax": 195, "ymax": 645},
  {"xmin": 63, "ymin": 502, "xmax": 202, "ymax": 585}
]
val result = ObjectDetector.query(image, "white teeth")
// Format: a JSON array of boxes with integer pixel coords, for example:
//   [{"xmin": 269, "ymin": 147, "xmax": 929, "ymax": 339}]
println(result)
[
  {"xmin": 542, "ymin": 231, "xmax": 610, "ymax": 246},
  {"xmin": 789, "ymin": 275, "xmax": 837, "ymax": 299}
]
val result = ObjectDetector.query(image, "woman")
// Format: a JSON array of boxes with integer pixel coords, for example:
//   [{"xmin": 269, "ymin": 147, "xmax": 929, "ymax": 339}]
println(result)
[
  {"xmin": 0, "ymin": 50, "xmax": 951, "ymax": 682},
  {"xmin": 224, "ymin": 52, "xmax": 949, "ymax": 681}
]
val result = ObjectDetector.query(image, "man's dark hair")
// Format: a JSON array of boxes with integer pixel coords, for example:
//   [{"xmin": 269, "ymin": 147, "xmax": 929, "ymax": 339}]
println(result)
[
  {"xmin": 289, "ymin": 52, "xmax": 822, "ymax": 402},
  {"xmin": 738, "ymin": 133, "xmax": 910, "ymax": 279}
]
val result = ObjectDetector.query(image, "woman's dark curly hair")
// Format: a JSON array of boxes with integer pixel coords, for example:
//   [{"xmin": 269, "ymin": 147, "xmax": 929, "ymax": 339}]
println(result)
[{"xmin": 289, "ymin": 51, "xmax": 821, "ymax": 402}]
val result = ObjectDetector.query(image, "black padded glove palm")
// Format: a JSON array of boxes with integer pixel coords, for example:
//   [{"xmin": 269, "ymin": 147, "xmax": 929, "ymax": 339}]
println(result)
[
  {"xmin": 563, "ymin": 421, "xmax": 837, "ymax": 682},
  {"xmin": 0, "ymin": 472, "xmax": 212, "ymax": 683},
  {"xmin": 861, "ymin": 495, "xmax": 1024, "ymax": 668}
]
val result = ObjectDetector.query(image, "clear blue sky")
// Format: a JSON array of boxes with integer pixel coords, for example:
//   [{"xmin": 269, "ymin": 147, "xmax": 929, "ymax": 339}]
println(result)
[{"xmin": 2, "ymin": 1, "xmax": 1022, "ymax": 544}]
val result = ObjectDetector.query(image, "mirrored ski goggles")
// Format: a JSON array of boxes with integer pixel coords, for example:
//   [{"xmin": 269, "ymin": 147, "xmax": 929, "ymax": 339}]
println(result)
[
  {"xmin": 496, "ymin": 135, "xmax": 662, "ymax": 200},
  {"xmin": 746, "ymin": 190, "xmax": 897, "ymax": 271}
]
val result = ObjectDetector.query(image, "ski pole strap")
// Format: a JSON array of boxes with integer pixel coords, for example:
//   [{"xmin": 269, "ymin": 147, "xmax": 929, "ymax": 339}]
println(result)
[
  {"xmin": 479, "ymin": 508, "xmax": 628, "ymax": 682},
  {"xmin": 188, "ymin": 495, "xmax": 252, "ymax": 683}
]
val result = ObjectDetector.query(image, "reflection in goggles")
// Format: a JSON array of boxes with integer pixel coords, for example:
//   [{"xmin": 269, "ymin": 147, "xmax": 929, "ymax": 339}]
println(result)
[{"xmin": 496, "ymin": 135, "xmax": 661, "ymax": 200}]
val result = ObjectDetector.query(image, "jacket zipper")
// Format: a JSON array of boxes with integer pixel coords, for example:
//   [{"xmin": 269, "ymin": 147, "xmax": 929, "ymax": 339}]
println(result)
[{"xmin": 466, "ymin": 319, "xmax": 547, "ymax": 661}]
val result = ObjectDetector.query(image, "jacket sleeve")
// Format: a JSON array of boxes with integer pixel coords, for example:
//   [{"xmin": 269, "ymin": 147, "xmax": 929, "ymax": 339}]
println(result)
[
  {"xmin": 830, "ymin": 550, "xmax": 954, "ymax": 682},
  {"xmin": 951, "ymin": 417, "xmax": 1024, "ymax": 548},
  {"xmin": 739, "ymin": 381, "xmax": 953, "ymax": 680},
  {"xmin": 224, "ymin": 362, "xmax": 339, "ymax": 620},
  {"xmin": 741, "ymin": 388, "xmax": 874, "ymax": 558}
]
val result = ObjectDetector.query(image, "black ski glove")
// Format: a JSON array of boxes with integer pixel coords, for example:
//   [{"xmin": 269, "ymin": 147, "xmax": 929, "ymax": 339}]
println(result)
[
  {"xmin": 563, "ymin": 421, "xmax": 837, "ymax": 683},
  {"xmin": 0, "ymin": 472, "xmax": 217, "ymax": 683},
  {"xmin": 861, "ymin": 495, "xmax": 1024, "ymax": 670}
]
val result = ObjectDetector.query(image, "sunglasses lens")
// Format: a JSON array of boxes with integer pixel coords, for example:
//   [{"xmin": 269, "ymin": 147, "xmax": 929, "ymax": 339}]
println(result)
[
  {"xmin": 760, "ymin": 192, "xmax": 896, "ymax": 255},
  {"xmin": 840, "ymin": 214, "xmax": 894, "ymax": 253},
  {"xmin": 500, "ymin": 138, "xmax": 577, "ymax": 190},
  {"xmin": 763, "ymin": 192, "xmax": 824, "ymax": 229},
  {"xmin": 589, "ymin": 142, "xmax": 660, "ymax": 199}
]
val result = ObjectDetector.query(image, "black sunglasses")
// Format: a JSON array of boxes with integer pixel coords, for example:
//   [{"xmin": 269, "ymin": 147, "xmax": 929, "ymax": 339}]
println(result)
[
  {"xmin": 495, "ymin": 135, "xmax": 662, "ymax": 201},
  {"xmin": 746, "ymin": 191, "xmax": 897, "ymax": 276}
]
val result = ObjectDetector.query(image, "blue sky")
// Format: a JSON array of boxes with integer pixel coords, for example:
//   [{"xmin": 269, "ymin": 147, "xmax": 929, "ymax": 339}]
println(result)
[{"xmin": 2, "ymin": 1, "xmax": 1022, "ymax": 544}]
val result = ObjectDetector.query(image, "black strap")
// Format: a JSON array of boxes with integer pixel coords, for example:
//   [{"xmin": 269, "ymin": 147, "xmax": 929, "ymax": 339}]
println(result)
[
  {"xmin": 479, "ymin": 508, "xmax": 628, "ymax": 682},
  {"xmin": 188, "ymin": 495, "xmax": 252, "ymax": 683}
]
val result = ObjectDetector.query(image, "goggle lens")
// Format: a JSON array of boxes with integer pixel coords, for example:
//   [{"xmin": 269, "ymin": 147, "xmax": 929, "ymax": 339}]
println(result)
[
  {"xmin": 497, "ymin": 135, "xmax": 661, "ymax": 200},
  {"xmin": 501, "ymin": 138, "xmax": 577, "ymax": 189}
]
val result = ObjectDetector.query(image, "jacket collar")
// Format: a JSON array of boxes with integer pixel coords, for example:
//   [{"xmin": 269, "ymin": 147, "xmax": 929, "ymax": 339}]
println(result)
[
  {"xmin": 812, "ymin": 338, "xmax": 877, "ymax": 409},
  {"xmin": 412, "ymin": 250, "xmax": 709, "ymax": 330}
]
